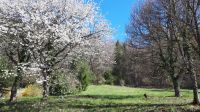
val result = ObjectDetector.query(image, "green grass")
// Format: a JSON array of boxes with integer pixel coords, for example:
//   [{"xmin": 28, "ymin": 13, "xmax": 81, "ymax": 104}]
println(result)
[{"xmin": 0, "ymin": 85, "xmax": 200, "ymax": 112}]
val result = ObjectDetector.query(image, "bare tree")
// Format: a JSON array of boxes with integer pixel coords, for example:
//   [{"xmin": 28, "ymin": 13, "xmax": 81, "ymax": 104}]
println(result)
[
  {"xmin": 126, "ymin": 0, "xmax": 183, "ymax": 97},
  {"xmin": 126, "ymin": 0, "xmax": 200, "ymax": 104}
]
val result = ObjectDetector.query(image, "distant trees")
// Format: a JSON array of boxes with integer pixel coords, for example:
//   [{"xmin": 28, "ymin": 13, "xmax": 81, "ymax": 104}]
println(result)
[
  {"xmin": 112, "ymin": 42, "xmax": 157, "ymax": 87},
  {"xmin": 104, "ymin": 70, "xmax": 114, "ymax": 85}
]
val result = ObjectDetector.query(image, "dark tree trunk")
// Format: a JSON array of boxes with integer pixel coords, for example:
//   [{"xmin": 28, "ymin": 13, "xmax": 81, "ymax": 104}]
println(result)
[
  {"xmin": 192, "ymin": 76, "xmax": 199, "ymax": 105},
  {"xmin": 169, "ymin": 68, "xmax": 181, "ymax": 97},
  {"xmin": 183, "ymin": 38, "xmax": 200, "ymax": 104},
  {"xmin": 42, "ymin": 69, "xmax": 49, "ymax": 100},
  {"xmin": 41, "ymin": 67, "xmax": 52, "ymax": 101},
  {"xmin": 189, "ymin": 68, "xmax": 200, "ymax": 104},
  {"xmin": 190, "ymin": 2, "xmax": 200, "ymax": 105},
  {"xmin": 185, "ymin": 56, "xmax": 200, "ymax": 104},
  {"xmin": 9, "ymin": 68, "xmax": 21, "ymax": 102},
  {"xmin": 9, "ymin": 76, "xmax": 19, "ymax": 102},
  {"xmin": 172, "ymin": 77, "xmax": 181, "ymax": 97}
]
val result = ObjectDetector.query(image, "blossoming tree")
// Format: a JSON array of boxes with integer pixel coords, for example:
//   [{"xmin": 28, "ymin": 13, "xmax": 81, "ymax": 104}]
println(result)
[{"xmin": 0, "ymin": 0, "xmax": 111, "ymax": 100}]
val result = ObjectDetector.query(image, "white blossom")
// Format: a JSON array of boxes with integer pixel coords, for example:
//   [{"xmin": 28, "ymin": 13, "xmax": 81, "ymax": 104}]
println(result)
[{"xmin": 0, "ymin": 0, "xmax": 112, "ymax": 88}]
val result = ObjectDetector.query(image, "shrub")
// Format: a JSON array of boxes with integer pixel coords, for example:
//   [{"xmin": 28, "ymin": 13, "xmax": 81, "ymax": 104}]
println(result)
[
  {"xmin": 76, "ymin": 60, "xmax": 92, "ymax": 91},
  {"xmin": 49, "ymin": 71, "xmax": 79, "ymax": 96},
  {"xmin": 104, "ymin": 70, "xmax": 114, "ymax": 85},
  {"xmin": 0, "ymin": 57, "xmax": 14, "ymax": 97},
  {"xmin": 49, "ymin": 72, "xmax": 69, "ymax": 96},
  {"xmin": 21, "ymin": 84, "xmax": 42, "ymax": 97}
]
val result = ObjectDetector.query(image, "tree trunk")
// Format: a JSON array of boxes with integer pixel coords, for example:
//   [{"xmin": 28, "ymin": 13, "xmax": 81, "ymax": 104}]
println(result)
[
  {"xmin": 172, "ymin": 77, "xmax": 181, "ymax": 97},
  {"xmin": 9, "ymin": 68, "xmax": 21, "ymax": 102},
  {"xmin": 41, "ymin": 68, "xmax": 51, "ymax": 101},
  {"xmin": 169, "ymin": 68, "xmax": 181, "ymax": 97},
  {"xmin": 184, "ymin": 45, "xmax": 200, "ymax": 104},
  {"xmin": 42, "ymin": 70, "xmax": 49, "ymax": 100},
  {"xmin": 185, "ymin": 44, "xmax": 199, "ymax": 104},
  {"xmin": 189, "ymin": 68, "xmax": 200, "ymax": 104},
  {"xmin": 192, "ymin": 76, "xmax": 199, "ymax": 105}
]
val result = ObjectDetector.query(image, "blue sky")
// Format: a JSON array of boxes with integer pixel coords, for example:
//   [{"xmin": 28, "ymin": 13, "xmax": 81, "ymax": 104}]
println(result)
[{"xmin": 94, "ymin": 0, "xmax": 138, "ymax": 42}]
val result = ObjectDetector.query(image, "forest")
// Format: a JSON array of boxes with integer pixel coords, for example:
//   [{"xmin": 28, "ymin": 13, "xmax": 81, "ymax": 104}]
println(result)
[{"xmin": 0, "ymin": 0, "xmax": 200, "ymax": 112}]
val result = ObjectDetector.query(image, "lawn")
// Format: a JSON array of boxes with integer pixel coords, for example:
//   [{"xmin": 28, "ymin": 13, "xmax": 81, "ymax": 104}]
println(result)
[{"xmin": 0, "ymin": 85, "xmax": 200, "ymax": 112}]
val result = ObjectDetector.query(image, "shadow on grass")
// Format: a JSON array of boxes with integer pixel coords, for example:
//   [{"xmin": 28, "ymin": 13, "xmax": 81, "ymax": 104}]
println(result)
[
  {"xmin": 0, "ymin": 96, "xmax": 198, "ymax": 112},
  {"xmin": 149, "ymin": 89, "xmax": 191, "ymax": 93},
  {"xmin": 0, "ymin": 97, "xmax": 46, "ymax": 112},
  {"xmin": 44, "ymin": 100, "xmax": 195, "ymax": 112},
  {"xmin": 63, "ymin": 100, "xmax": 189, "ymax": 109},
  {"xmin": 74, "ymin": 95, "xmax": 143, "ymax": 100},
  {"xmin": 71, "ymin": 104, "xmax": 189, "ymax": 109},
  {"xmin": 74, "ymin": 94, "xmax": 189, "ymax": 100},
  {"xmin": 0, "ymin": 103, "xmax": 193, "ymax": 112}
]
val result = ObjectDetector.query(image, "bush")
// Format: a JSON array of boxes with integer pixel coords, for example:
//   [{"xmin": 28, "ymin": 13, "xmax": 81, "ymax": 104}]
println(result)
[
  {"xmin": 21, "ymin": 84, "xmax": 42, "ymax": 97},
  {"xmin": 49, "ymin": 73, "xmax": 68, "ymax": 96},
  {"xmin": 104, "ymin": 70, "xmax": 114, "ymax": 85},
  {"xmin": 49, "ymin": 60, "xmax": 92, "ymax": 95},
  {"xmin": 0, "ymin": 56, "xmax": 14, "ymax": 97},
  {"xmin": 49, "ymin": 71, "xmax": 79, "ymax": 96},
  {"xmin": 76, "ymin": 60, "xmax": 92, "ymax": 91}
]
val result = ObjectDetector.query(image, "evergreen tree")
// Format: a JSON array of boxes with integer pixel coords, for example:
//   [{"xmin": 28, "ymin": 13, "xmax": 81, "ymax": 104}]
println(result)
[
  {"xmin": 77, "ymin": 60, "xmax": 92, "ymax": 91},
  {"xmin": 112, "ymin": 41, "xmax": 125, "ymax": 85}
]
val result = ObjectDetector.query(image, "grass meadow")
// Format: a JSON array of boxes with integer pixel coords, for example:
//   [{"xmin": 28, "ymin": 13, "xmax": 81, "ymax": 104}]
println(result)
[{"xmin": 0, "ymin": 85, "xmax": 200, "ymax": 112}]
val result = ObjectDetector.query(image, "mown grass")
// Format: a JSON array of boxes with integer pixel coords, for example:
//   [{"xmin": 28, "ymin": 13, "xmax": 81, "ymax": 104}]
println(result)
[{"xmin": 0, "ymin": 85, "xmax": 200, "ymax": 112}]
